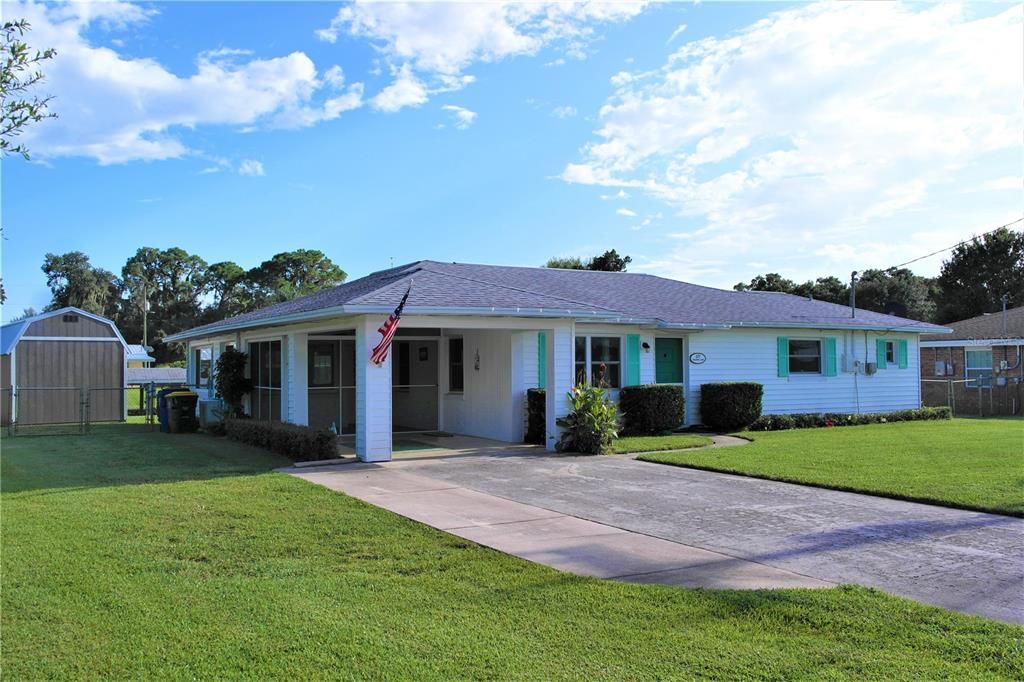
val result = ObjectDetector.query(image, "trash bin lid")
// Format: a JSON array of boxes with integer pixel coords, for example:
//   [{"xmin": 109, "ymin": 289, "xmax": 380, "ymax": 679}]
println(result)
[{"xmin": 166, "ymin": 391, "xmax": 199, "ymax": 398}]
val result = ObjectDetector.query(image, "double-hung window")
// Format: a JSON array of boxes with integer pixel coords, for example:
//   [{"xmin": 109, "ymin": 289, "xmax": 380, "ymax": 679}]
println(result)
[
  {"xmin": 965, "ymin": 349, "xmax": 993, "ymax": 389},
  {"xmin": 448, "ymin": 338, "xmax": 464, "ymax": 393},
  {"xmin": 193, "ymin": 346, "xmax": 212, "ymax": 388},
  {"xmin": 574, "ymin": 336, "xmax": 622, "ymax": 388},
  {"xmin": 788, "ymin": 339, "xmax": 822, "ymax": 374}
]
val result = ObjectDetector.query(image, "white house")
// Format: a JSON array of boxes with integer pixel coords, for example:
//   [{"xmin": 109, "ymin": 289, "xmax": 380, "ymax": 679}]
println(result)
[{"xmin": 166, "ymin": 261, "xmax": 948, "ymax": 461}]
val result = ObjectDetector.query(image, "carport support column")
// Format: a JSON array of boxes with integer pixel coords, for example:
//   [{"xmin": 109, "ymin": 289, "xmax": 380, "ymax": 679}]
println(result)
[
  {"xmin": 544, "ymin": 322, "xmax": 574, "ymax": 451},
  {"xmin": 286, "ymin": 332, "xmax": 309, "ymax": 426},
  {"xmin": 356, "ymin": 315, "xmax": 392, "ymax": 462}
]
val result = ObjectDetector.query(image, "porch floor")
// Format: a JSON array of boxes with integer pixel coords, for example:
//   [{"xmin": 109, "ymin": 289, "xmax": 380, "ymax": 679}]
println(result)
[{"xmin": 335, "ymin": 433, "xmax": 542, "ymax": 460}]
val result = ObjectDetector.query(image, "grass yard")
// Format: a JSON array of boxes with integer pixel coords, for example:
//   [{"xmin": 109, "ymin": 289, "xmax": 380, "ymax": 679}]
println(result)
[
  {"xmin": 2, "ymin": 425, "xmax": 1022, "ymax": 679},
  {"xmin": 640, "ymin": 419, "xmax": 1024, "ymax": 516},
  {"xmin": 610, "ymin": 433, "xmax": 713, "ymax": 454}
]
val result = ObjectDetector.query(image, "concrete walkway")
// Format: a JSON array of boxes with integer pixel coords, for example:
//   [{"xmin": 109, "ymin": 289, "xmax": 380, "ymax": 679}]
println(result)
[{"xmin": 288, "ymin": 464, "xmax": 829, "ymax": 590}]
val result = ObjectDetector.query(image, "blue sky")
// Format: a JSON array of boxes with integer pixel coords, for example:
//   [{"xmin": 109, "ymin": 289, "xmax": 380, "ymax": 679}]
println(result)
[{"xmin": 2, "ymin": 1, "xmax": 1022, "ymax": 320}]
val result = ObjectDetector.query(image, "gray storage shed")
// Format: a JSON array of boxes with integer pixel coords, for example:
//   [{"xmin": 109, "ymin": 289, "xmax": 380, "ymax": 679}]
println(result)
[{"xmin": 1, "ymin": 307, "xmax": 129, "ymax": 426}]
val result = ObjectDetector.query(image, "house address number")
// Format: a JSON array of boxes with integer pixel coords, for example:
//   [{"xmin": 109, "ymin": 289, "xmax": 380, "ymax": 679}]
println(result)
[{"xmin": 689, "ymin": 352, "xmax": 707, "ymax": 365}]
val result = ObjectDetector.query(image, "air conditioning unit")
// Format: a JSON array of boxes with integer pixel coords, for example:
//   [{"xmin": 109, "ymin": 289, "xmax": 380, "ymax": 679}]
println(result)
[
  {"xmin": 864, "ymin": 362, "xmax": 877, "ymax": 376},
  {"xmin": 198, "ymin": 400, "xmax": 223, "ymax": 428}
]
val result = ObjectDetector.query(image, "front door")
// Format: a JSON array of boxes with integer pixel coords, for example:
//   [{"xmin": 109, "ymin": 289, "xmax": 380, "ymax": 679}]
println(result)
[{"xmin": 655, "ymin": 338, "xmax": 683, "ymax": 384}]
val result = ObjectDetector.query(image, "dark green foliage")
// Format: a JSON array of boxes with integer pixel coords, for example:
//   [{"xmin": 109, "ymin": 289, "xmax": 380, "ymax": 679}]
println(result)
[
  {"xmin": 556, "ymin": 384, "xmax": 620, "ymax": 454},
  {"xmin": 619, "ymin": 384, "xmax": 685, "ymax": 435},
  {"xmin": 544, "ymin": 249, "xmax": 632, "ymax": 272},
  {"xmin": 213, "ymin": 348, "xmax": 252, "ymax": 417},
  {"xmin": 700, "ymin": 382, "xmax": 763, "ymax": 431},
  {"xmin": 935, "ymin": 227, "xmax": 1024, "ymax": 323},
  {"xmin": 748, "ymin": 407, "xmax": 953, "ymax": 432},
  {"xmin": 41, "ymin": 251, "xmax": 121, "ymax": 319},
  {"xmin": 525, "ymin": 388, "xmax": 546, "ymax": 444},
  {"xmin": 224, "ymin": 418, "xmax": 337, "ymax": 462}
]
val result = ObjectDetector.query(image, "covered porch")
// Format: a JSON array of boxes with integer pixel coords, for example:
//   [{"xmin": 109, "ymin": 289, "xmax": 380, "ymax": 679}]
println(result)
[{"xmin": 271, "ymin": 314, "xmax": 578, "ymax": 462}]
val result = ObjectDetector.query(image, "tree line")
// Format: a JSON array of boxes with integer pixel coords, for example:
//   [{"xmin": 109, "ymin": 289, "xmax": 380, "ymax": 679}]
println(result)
[
  {"xmin": 732, "ymin": 228, "xmax": 1023, "ymax": 324},
  {"xmin": 548, "ymin": 229, "xmax": 1023, "ymax": 325},
  {"xmin": 34, "ymin": 247, "xmax": 346, "ymax": 362}
]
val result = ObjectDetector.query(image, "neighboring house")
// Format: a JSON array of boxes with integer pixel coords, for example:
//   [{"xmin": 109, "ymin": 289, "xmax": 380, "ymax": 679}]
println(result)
[
  {"xmin": 1, "ymin": 307, "xmax": 130, "ymax": 426},
  {"xmin": 920, "ymin": 306, "xmax": 1024, "ymax": 416},
  {"xmin": 126, "ymin": 344, "xmax": 156, "ymax": 367},
  {"xmin": 125, "ymin": 366, "xmax": 187, "ymax": 386},
  {"xmin": 166, "ymin": 261, "xmax": 948, "ymax": 461}
]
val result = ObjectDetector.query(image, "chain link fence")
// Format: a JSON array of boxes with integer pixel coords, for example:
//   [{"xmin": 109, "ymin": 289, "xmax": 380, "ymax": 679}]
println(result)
[
  {"xmin": 2, "ymin": 384, "xmax": 172, "ymax": 436},
  {"xmin": 922, "ymin": 377, "xmax": 1023, "ymax": 417}
]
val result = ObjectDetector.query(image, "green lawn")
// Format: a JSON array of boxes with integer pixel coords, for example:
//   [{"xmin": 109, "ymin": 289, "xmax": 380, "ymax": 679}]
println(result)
[
  {"xmin": 611, "ymin": 433, "xmax": 713, "ymax": 454},
  {"xmin": 2, "ymin": 425, "xmax": 1022, "ymax": 679},
  {"xmin": 640, "ymin": 419, "xmax": 1024, "ymax": 516}
]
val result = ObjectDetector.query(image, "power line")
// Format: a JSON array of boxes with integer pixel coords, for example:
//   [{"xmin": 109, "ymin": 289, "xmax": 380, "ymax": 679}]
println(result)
[{"xmin": 889, "ymin": 216, "xmax": 1024, "ymax": 269}]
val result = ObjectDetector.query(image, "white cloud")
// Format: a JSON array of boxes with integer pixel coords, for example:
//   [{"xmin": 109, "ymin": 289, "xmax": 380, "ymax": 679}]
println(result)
[
  {"xmin": 238, "ymin": 159, "xmax": 265, "ymax": 176},
  {"xmin": 319, "ymin": 1, "xmax": 649, "ymax": 109},
  {"xmin": 666, "ymin": 23, "xmax": 687, "ymax": 44},
  {"xmin": 980, "ymin": 176, "xmax": 1023, "ymax": 192},
  {"xmin": 16, "ymin": 0, "xmax": 365, "ymax": 164},
  {"xmin": 600, "ymin": 190, "xmax": 631, "ymax": 200},
  {"xmin": 616, "ymin": 208, "xmax": 637, "ymax": 217},
  {"xmin": 551, "ymin": 105, "xmax": 577, "ymax": 119},
  {"xmin": 563, "ymin": 3, "xmax": 1024, "ymax": 285},
  {"xmin": 441, "ymin": 104, "xmax": 477, "ymax": 130},
  {"xmin": 372, "ymin": 63, "xmax": 429, "ymax": 112},
  {"xmin": 323, "ymin": 64, "xmax": 346, "ymax": 88}
]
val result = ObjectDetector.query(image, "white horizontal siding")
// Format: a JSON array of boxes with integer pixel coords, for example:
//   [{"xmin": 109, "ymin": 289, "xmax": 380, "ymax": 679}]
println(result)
[{"xmin": 686, "ymin": 329, "xmax": 921, "ymax": 423}]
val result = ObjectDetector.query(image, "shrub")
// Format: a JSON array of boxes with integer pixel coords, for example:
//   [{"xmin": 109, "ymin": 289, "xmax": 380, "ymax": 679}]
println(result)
[
  {"xmin": 556, "ymin": 384, "xmax": 620, "ymax": 454},
  {"xmin": 700, "ymin": 382, "xmax": 764, "ymax": 432},
  {"xmin": 619, "ymin": 384, "xmax": 685, "ymax": 436},
  {"xmin": 214, "ymin": 348, "xmax": 252, "ymax": 417},
  {"xmin": 525, "ymin": 388, "xmax": 546, "ymax": 444},
  {"xmin": 224, "ymin": 418, "xmax": 338, "ymax": 462},
  {"xmin": 747, "ymin": 406, "xmax": 952, "ymax": 432}
]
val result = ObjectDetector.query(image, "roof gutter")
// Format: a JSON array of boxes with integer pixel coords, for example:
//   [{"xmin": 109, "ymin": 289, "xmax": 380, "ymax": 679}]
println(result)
[
  {"xmin": 164, "ymin": 304, "xmax": 627, "ymax": 343},
  {"xmin": 726, "ymin": 321, "xmax": 952, "ymax": 333}
]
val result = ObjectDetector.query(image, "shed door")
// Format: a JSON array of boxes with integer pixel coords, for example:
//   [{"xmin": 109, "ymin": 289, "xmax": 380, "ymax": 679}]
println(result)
[{"xmin": 655, "ymin": 338, "xmax": 683, "ymax": 384}]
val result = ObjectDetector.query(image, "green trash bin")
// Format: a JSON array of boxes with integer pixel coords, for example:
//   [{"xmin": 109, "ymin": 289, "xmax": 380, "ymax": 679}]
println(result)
[{"xmin": 165, "ymin": 391, "xmax": 199, "ymax": 433}]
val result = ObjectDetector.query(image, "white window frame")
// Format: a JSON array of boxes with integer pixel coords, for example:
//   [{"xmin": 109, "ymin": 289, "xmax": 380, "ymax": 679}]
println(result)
[
  {"xmin": 447, "ymin": 336, "xmax": 464, "ymax": 394},
  {"xmin": 574, "ymin": 335, "xmax": 623, "ymax": 389},
  {"xmin": 788, "ymin": 338, "xmax": 823, "ymax": 375},
  {"xmin": 884, "ymin": 340, "xmax": 897, "ymax": 365},
  {"xmin": 193, "ymin": 345, "xmax": 213, "ymax": 389},
  {"xmin": 964, "ymin": 347, "xmax": 993, "ymax": 390}
]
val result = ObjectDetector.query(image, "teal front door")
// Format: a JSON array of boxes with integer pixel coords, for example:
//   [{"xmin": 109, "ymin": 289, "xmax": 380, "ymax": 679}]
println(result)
[{"xmin": 655, "ymin": 338, "xmax": 683, "ymax": 384}]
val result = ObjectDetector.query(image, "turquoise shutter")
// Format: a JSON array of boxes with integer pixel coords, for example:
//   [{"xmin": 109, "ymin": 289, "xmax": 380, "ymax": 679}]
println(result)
[
  {"xmin": 897, "ymin": 339, "xmax": 909, "ymax": 369},
  {"xmin": 537, "ymin": 332, "xmax": 547, "ymax": 389},
  {"xmin": 824, "ymin": 337, "xmax": 838, "ymax": 377},
  {"xmin": 777, "ymin": 336, "xmax": 789, "ymax": 377},
  {"xmin": 625, "ymin": 335, "xmax": 641, "ymax": 386},
  {"xmin": 876, "ymin": 339, "xmax": 887, "ymax": 369}
]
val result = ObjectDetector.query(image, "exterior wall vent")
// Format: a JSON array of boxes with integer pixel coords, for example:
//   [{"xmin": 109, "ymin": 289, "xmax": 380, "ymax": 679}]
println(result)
[{"xmin": 62, "ymin": 314, "xmax": 80, "ymax": 323}]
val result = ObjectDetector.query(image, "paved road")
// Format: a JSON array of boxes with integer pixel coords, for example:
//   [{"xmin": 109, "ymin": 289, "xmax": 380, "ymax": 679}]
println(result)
[{"xmin": 381, "ymin": 452, "xmax": 1024, "ymax": 623}]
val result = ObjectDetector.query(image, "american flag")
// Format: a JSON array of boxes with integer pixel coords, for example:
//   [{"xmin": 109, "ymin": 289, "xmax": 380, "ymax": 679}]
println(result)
[{"xmin": 369, "ymin": 285, "xmax": 411, "ymax": 366}]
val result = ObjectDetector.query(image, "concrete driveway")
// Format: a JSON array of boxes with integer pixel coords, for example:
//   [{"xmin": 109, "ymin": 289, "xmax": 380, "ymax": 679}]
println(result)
[{"xmin": 290, "ymin": 450, "xmax": 1024, "ymax": 623}]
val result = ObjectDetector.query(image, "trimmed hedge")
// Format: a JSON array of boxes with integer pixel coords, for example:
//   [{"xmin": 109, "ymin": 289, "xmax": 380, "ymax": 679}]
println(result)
[
  {"xmin": 525, "ymin": 388, "xmax": 546, "ymax": 444},
  {"xmin": 700, "ymin": 382, "xmax": 764, "ymax": 432},
  {"xmin": 748, "ymin": 406, "xmax": 953, "ymax": 432},
  {"xmin": 619, "ymin": 384, "xmax": 685, "ymax": 436},
  {"xmin": 224, "ymin": 418, "xmax": 338, "ymax": 462}
]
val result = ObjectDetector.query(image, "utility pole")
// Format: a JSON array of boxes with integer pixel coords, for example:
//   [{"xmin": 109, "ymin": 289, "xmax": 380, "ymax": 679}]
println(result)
[
  {"xmin": 141, "ymin": 283, "xmax": 148, "ymax": 349},
  {"xmin": 849, "ymin": 271, "xmax": 858, "ymax": 318},
  {"xmin": 1002, "ymin": 292, "xmax": 1010, "ymax": 336}
]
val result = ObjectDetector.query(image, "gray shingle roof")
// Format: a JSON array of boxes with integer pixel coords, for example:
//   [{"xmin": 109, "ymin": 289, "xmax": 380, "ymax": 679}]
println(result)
[
  {"xmin": 166, "ymin": 260, "xmax": 948, "ymax": 341},
  {"xmin": 921, "ymin": 306, "xmax": 1024, "ymax": 342}
]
